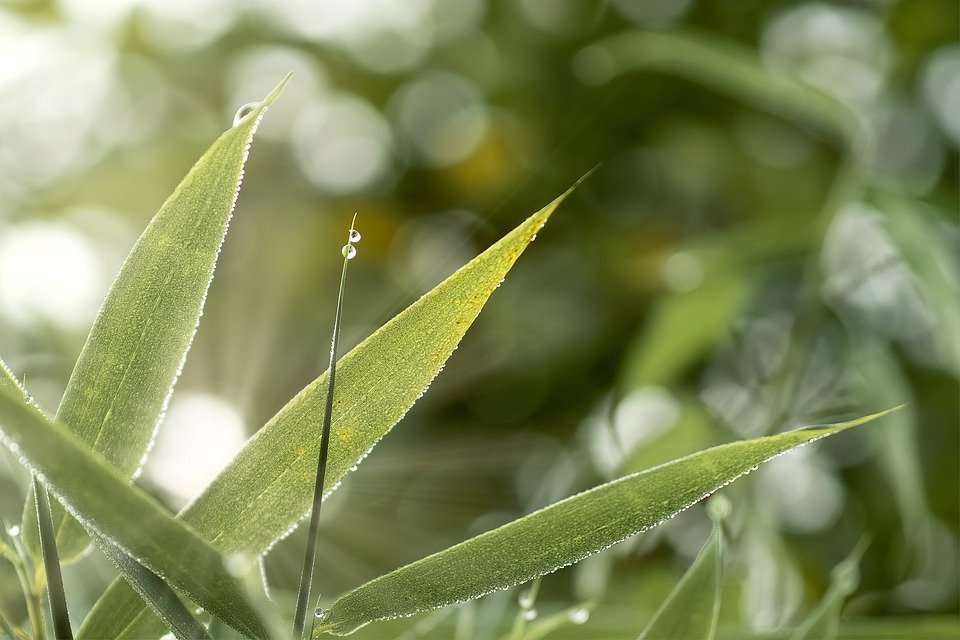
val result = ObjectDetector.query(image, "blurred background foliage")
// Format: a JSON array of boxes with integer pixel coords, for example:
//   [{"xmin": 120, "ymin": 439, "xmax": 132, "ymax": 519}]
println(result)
[{"xmin": 0, "ymin": 0, "xmax": 957, "ymax": 637}]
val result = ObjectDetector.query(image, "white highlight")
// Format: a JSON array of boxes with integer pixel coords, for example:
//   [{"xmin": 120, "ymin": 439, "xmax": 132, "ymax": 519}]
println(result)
[{"xmin": 143, "ymin": 393, "xmax": 247, "ymax": 507}]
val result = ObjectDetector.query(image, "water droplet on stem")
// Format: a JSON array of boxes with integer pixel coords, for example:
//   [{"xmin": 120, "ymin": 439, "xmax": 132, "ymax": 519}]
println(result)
[
  {"xmin": 707, "ymin": 493, "xmax": 732, "ymax": 522},
  {"xmin": 569, "ymin": 607, "xmax": 589, "ymax": 624},
  {"xmin": 518, "ymin": 589, "xmax": 534, "ymax": 608},
  {"xmin": 342, "ymin": 244, "xmax": 356, "ymax": 259},
  {"xmin": 349, "ymin": 229, "xmax": 361, "ymax": 243}
]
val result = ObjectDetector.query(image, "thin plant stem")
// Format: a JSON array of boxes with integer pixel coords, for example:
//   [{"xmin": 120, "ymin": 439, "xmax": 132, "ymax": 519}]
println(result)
[
  {"xmin": 7, "ymin": 528, "xmax": 43, "ymax": 640},
  {"xmin": 293, "ymin": 216, "xmax": 357, "ymax": 640},
  {"xmin": 33, "ymin": 479, "xmax": 72, "ymax": 639},
  {"xmin": 0, "ymin": 603, "xmax": 19, "ymax": 640}
]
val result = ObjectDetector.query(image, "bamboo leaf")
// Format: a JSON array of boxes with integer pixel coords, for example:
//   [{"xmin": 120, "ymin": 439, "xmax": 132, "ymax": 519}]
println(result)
[
  {"xmin": 1, "ymin": 358, "xmax": 214, "ymax": 639},
  {"xmin": 789, "ymin": 538, "xmax": 869, "ymax": 640},
  {"xmin": 34, "ymin": 480, "xmax": 72, "ymax": 639},
  {"xmin": 0, "ymin": 388, "xmax": 271, "ymax": 640},
  {"xmin": 0, "ymin": 360, "xmax": 30, "ymax": 403},
  {"xmin": 639, "ymin": 520, "xmax": 722, "ymax": 639},
  {"xmin": 96, "ymin": 538, "xmax": 213, "ymax": 640},
  {"xmin": 589, "ymin": 30, "xmax": 857, "ymax": 142},
  {"xmin": 313, "ymin": 409, "xmax": 899, "ymax": 636},
  {"xmin": 2, "ymin": 351, "xmax": 73, "ymax": 638},
  {"xmin": 21, "ymin": 75, "xmax": 290, "ymax": 563},
  {"xmin": 77, "ymin": 184, "xmax": 579, "ymax": 640}
]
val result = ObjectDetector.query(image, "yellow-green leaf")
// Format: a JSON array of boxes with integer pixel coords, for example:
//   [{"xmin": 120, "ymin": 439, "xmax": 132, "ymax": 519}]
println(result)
[
  {"xmin": 21, "ymin": 75, "xmax": 289, "ymax": 563},
  {"xmin": 77, "ymin": 185, "xmax": 576, "ymax": 640}
]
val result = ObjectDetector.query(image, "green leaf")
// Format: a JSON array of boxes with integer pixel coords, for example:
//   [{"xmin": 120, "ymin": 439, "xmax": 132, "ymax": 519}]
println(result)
[
  {"xmin": 715, "ymin": 616, "xmax": 960, "ymax": 640},
  {"xmin": 21, "ymin": 75, "xmax": 290, "ymax": 563},
  {"xmin": 33, "ymin": 479, "xmax": 73, "ymax": 639},
  {"xmin": 789, "ymin": 538, "xmax": 869, "ymax": 640},
  {"xmin": 0, "ymin": 606, "xmax": 19, "ymax": 640},
  {"xmin": 639, "ymin": 522, "xmax": 722, "ymax": 640},
  {"xmin": 590, "ymin": 30, "xmax": 857, "ymax": 142},
  {"xmin": 313, "ymin": 409, "xmax": 899, "ymax": 636},
  {"xmin": 208, "ymin": 617, "xmax": 247, "ymax": 640},
  {"xmin": 0, "ymin": 360, "xmax": 30, "ymax": 404},
  {"xmin": 1, "ymin": 358, "xmax": 215, "ymax": 639},
  {"xmin": 78, "ymin": 184, "xmax": 579, "ymax": 640},
  {"xmin": 620, "ymin": 272, "xmax": 749, "ymax": 390},
  {"xmin": 0, "ymin": 387, "xmax": 271, "ymax": 640},
  {"xmin": 96, "ymin": 538, "xmax": 212, "ymax": 640},
  {"xmin": 1, "ymin": 354, "xmax": 73, "ymax": 638}
]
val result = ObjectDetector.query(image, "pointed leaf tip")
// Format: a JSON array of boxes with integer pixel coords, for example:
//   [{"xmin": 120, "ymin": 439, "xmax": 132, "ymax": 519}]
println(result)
[{"xmin": 261, "ymin": 72, "xmax": 293, "ymax": 109}]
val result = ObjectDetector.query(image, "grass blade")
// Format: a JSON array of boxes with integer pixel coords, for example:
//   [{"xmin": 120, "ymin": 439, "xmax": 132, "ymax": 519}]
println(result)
[
  {"xmin": 293, "ymin": 219, "xmax": 358, "ymax": 639},
  {"xmin": 313, "ymin": 409, "xmax": 899, "ymax": 636},
  {"xmin": 20, "ymin": 75, "xmax": 290, "ymax": 563},
  {"xmin": 78, "ymin": 184, "xmax": 579, "ymax": 640},
  {"xmin": 0, "ymin": 387, "xmax": 271, "ymax": 640},
  {"xmin": 33, "ymin": 480, "xmax": 72, "ymax": 639},
  {"xmin": 638, "ymin": 511, "xmax": 724, "ymax": 639}
]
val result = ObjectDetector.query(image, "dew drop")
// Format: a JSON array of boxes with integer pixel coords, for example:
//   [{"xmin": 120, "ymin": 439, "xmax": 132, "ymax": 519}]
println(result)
[
  {"xmin": 518, "ymin": 589, "xmax": 534, "ymax": 608},
  {"xmin": 523, "ymin": 608, "xmax": 538, "ymax": 621},
  {"xmin": 315, "ymin": 608, "xmax": 329, "ymax": 621},
  {"xmin": 707, "ymin": 493, "xmax": 732, "ymax": 523},
  {"xmin": 8, "ymin": 443, "xmax": 19, "ymax": 454},
  {"xmin": 6, "ymin": 525, "xmax": 20, "ymax": 537},
  {"xmin": 232, "ymin": 102, "xmax": 259, "ymax": 127},
  {"xmin": 342, "ymin": 244, "xmax": 356, "ymax": 260},
  {"xmin": 569, "ymin": 607, "xmax": 589, "ymax": 624},
  {"xmin": 349, "ymin": 229, "xmax": 361, "ymax": 243}
]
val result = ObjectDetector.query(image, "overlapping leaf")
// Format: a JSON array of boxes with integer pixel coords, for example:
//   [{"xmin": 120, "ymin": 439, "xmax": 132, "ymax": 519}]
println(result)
[
  {"xmin": 78, "ymin": 185, "xmax": 577, "ymax": 639},
  {"xmin": 21, "ymin": 75, "xmax": 289, "ymax": 563},
  {"xmin": 0, "ymin": 387, "xmax": 270, "ymax": 639},
  {"xmin": 639, "ymin": 521, "xmax": 722, "ymax": 639},
  {"xmin": 313, "ymin": 410, "xmax": 897, "ymax": 636}
]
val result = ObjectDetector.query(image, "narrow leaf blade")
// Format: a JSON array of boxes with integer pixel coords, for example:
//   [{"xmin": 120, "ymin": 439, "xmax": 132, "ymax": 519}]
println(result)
[
  {"xmin": 21, "ymin": 75, "xmax": 289, "ymax": 562},
  {"xmin": 639, "ymin": 523, "xmax": 722, "ymax": 640},
  {"xmin": 592, "ymin": 30, "xmax": 857, "ymax": 141},
  {"xmin": 0, "ymin": 388, "xmax": 270, "ymax": 640},
  {"xmin": 34, "ymin": 480, "xmax": 73, "ymax": 639},
  {"xmin": 315, "ymin": 410, "xmax": 898, "ymax": 636},
  {"xmin": 789, "ymin": 538, "xmax": 869, "ymax": 640},
  {"xmin": 96, "ymin": 538, "xmax": 212, "ymax": 640},
  {"xmin": 78, "ymin": 186, "xmax": 577, "ymax": 640}
]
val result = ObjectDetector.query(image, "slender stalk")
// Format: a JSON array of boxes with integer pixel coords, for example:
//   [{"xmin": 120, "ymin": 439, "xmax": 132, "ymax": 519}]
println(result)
[
  {"xmin": 7, "ymin": 529, "xmax": 43, "ymax": 640},
  {"xmin": 0, "ymin": 603, "xmax": 19, "ymax": 640},
  {"xmin": 33, "ymin": 479, "xmax": 72, "ymax": 639},
  {"xmin": 293, "ymin": 218, "xmax": 358, "ymax": 640}
]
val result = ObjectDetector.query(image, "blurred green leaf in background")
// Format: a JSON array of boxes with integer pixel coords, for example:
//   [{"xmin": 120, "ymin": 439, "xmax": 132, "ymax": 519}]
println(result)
[{"xmin": 0, "ymin": 0, "xmax": 956, "ymax": 638}]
